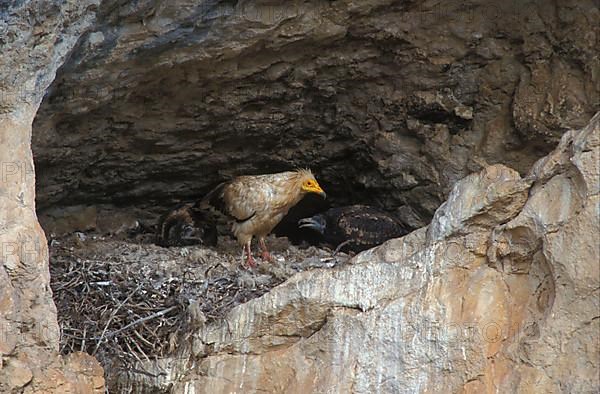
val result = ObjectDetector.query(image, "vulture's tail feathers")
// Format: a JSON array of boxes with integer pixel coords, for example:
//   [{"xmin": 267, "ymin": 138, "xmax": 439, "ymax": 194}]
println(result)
[
  {"xmin": 195, "ymin": 182, "xmax": 228, "ymax": 217},
  {"xmin": 194, "ymin": 181, "xmax": 255, "ymax": 223}
]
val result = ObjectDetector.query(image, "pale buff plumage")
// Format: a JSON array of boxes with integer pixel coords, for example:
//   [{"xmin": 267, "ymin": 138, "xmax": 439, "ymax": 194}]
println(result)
[{"xmin": 200, "ymin": 169, "xmax": 326, "ymax": 266}]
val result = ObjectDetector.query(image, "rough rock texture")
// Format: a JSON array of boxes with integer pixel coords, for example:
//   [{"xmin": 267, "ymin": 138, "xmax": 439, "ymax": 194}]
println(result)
[
  {"xmin": 32, "ymin": 0, "xmax": 599, "ymax": 229},
  {"xmin": 0, "ymin": 1, "xmax": 104, "ymax": 392},
  {"xmin": 116, "ymin": 114, "xmax": 599, "ymax": 393},
  {"xmin": 1, "ymin": 0, "xmax": 598, "ymax": 392}
]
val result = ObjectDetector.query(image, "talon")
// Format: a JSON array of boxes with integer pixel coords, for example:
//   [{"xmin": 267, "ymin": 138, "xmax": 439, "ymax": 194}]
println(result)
[
  {"xmin": 245, "ymin": 255, "xmax": 257, "ymax": 268},
  {"xmin": 260, "ymin": 251, "xmax": 274, "ymax": 262},
  {"xmin": 258, "ymin": 238, "xmax": 274, "ymax": 263}
]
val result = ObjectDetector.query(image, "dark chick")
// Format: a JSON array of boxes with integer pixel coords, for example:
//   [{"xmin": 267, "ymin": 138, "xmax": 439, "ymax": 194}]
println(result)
[
  {"xmin": 298, "ymin": 205, "xmax": 408, "ymax": 253},
  {"xmin": 156, "ymin": 203, "xmax": 218, "ymax": 247}
]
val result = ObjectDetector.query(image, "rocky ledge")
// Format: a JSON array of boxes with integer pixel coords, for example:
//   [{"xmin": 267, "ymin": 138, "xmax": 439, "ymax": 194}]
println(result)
[{"xmin": 1, "ymin": 0, "xmax": 598, "ymax": 392}]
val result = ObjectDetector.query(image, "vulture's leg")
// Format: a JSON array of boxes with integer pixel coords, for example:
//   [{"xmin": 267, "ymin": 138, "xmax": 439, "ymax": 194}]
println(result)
[
  {"xmin": 258, "ymin": 237, "xmax": 274, "ymax": 262},
  {"xmin": 243, "ymin": 240, "xmax": 256, "ymax": 268}
]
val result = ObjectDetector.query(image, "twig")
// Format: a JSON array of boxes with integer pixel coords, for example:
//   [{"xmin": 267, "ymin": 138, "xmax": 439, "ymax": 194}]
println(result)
[
  {"xmin": 93, "ymin": 283, "xmax": 143, "ymax": 355},
  {"xmin": 130, "ymin": 334, "xmax": 151, "ymax": 362},
  {"xmin": 132, "ymin": 329, "xmax": 154, "ymax": 348},
  {"xmin": 81, "ymin": 326, "xmax": 87, "ymax": 352},
  {"xmin": 99, "ymin": 306, "xmax": 178, "ymax": 340},
  {"xmin": 124, "ymin": 340, "xmax": 144, "ymax": 365}
]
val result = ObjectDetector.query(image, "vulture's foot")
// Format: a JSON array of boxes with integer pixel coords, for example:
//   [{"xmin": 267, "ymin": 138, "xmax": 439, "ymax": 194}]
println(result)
[
  {"xmin": 244, "ymin": 254, "xmax": 257, "ymax": 268},
  {"xmin": 258, "ymin": 238, "xmax": 274, "ymax": 262},
  {"xmin": 260, "ymin": 250, "xmax": 274, "ymax": 262}
]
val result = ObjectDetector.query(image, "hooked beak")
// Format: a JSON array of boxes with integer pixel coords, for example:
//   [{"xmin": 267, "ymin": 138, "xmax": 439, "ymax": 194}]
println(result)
[
  {"xmin": 298, "ymin": 217, "xmax": 325, "ymax": 234},
  {"xmin": 312, "ymin": 184, "xmax": 326, "ymax": 199},
  {"xmin": 303, "ymin": 183, "xmax": 326, "ymax": 199}
]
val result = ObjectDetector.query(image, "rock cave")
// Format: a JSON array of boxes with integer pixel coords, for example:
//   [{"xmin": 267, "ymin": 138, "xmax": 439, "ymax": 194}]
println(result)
[{"xmin": 0, "ymin": 0, "xmax": 598, "ymax": 393}]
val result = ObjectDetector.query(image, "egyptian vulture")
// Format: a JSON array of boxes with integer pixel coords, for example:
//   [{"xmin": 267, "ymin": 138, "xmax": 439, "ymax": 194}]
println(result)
[
  {"xmin": 298, "ymin": 205, "xmax": 408, "ymax": 253},
  {"xmin": 199, "ymin": 169, "xmax": 326, "ymax": 267},
  {"xmin": 156, "ymin": 203, "xmax": 218, "ymax": 247}
]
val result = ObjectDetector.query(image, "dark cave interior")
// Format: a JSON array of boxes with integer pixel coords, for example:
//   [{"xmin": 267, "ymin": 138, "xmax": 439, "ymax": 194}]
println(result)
[{"xmin": 30, "ymin": 0, "xmax": 596, "ymax": 244}]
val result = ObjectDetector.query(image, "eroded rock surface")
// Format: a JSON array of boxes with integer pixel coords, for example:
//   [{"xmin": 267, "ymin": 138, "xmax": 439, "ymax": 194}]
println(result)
[
  {"xmin": 117, "ymin": 114, "xmax": 599, "ymax": 393},
  {"xmin": 2, "ymin": 0, "xmax": 598, "ymax": 392},
  {"xmin": 0, "ymin": 1, "xmax": 104, "ymax": 392},
  {"xmin": 32, "ymin": 0, "xmax": 599, "ymax": 229}
]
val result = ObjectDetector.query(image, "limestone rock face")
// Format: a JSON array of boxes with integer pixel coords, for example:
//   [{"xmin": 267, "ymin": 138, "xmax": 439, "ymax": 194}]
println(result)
[
  {"xmin": 117, "ymin": 114, "xmax": 599, "ymax": 393},
  {"xmin": 32, "ymin": 0, "xmax": 599, "ymax": 229},
  {"xmin": 1, "ymin": 0, "xmax": 598, "ymax": 392},
  {"xmin": 0, "ymin": 1, "xmax": 104, "ymax": 392}
]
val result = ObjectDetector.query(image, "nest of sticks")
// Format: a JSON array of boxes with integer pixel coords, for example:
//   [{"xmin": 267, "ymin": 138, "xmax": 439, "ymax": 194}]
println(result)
[
  {"xmin": 49, "ymin": 234, "xmax": 345, "ymax": 376},
  {"xmin": 50, "ymin": 238, "xmax": 281, "ymax": 373}
]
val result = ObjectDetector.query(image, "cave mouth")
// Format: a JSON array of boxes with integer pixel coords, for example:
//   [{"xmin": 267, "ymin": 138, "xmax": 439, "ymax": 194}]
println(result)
[
  {"xmin": 30, "ymin": 18, "xmax": 443, "ymax": 385},
  {"xmin": 30, "ymin": 2, "xmax": 534, "ymax": 240},
  {"xmin": 28, "ymin": 0, "xmax": 598, "ymax": 387},
  {"xmin": 31, "ymin": 17, "xmax": 434, "ymax": 379},
  {"xmin": 31, "ymin": 73, "xmax": 431, "ymax": 239},
  {"xmin": 30, "ymin": 41, "xmax": 437, "ymax": 241},
  {"xmin": 33, "ymin": 58, "xmax": 397, "ymax": 385},
  {"xmin": 30, "ymin": 43, "xmax": 440, "ymax": 240},
  {"xmin": 33, "ymin": 0, "xmax": 596, "ymax": 240}
]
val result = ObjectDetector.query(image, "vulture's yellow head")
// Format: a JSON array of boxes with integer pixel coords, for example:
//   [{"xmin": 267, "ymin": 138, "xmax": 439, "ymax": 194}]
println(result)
[{"xmin": 297, "ymin": 169, "xmax": 326, "ymax": 198}]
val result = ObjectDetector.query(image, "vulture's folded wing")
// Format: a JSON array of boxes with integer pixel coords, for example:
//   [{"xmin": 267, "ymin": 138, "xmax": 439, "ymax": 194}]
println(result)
[
  {"xmin": 199, "ymin": 177, "xmax": 270, "ymax": 223},
  {"xmin": 198, "ymin": 182, "xmax": 227, "ymax": 214}
]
